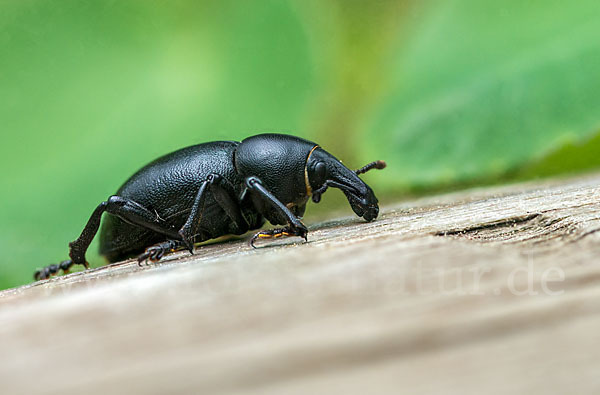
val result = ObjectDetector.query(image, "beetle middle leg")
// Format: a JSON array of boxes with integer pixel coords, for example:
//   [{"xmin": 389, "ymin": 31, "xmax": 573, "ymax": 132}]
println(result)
[
  {"xmin": 137, "ymin": 239, "xmax": 186, "ymax": 266},
  {"xmin": 135, "ymin": 174, "xmax": 251, "ymax": 265},
  {"xmin": 177, "ymin": 173, "xmax": 250, "ymax": 252}
]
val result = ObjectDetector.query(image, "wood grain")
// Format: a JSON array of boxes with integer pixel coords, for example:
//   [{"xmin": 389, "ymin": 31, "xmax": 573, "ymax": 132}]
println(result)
[{"xmin": 1, "ymin": 174, "xmax": 599, "ymax": 394}]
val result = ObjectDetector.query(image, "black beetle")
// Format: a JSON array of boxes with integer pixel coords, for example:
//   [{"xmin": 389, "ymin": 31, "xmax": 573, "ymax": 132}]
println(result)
[{"xmin": 34, "ymin": 133, "xmax": 386, "ymax": 280}]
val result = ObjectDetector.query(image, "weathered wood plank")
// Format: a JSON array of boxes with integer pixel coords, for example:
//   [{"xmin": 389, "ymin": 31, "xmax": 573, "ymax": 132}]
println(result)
[{"xmin": 1, "ymin": 174, "xmax": 599, "ymax": 394}]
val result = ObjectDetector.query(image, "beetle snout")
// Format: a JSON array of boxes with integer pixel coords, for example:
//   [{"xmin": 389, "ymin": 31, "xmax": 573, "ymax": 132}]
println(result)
[
  {"xmin": 345, "ymin": 185, "xmax": 379, "ymax": 222},
  {"xmin": 306, "ymin": 147, "xmax": 383, "ymax": 223}
]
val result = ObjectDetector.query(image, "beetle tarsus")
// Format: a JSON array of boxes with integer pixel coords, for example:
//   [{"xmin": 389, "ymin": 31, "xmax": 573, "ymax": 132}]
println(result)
[
  {"xmin": 34, "ymin": 259, "xmax": 76, "ymax": 281},
  {"xmin": 250, "ymin": 226, "xmax": 308, "ymax": 248},
  {"xmin": 177, "ymin": 231, "xmax": 196, "ymax": 256},
  {"xmin": 186, "ymin": 243, "xmax": 195, "ymax": 255},
  {"xmin": 137, "ymin": 239, "xmax": 184, "ymax": 266}
]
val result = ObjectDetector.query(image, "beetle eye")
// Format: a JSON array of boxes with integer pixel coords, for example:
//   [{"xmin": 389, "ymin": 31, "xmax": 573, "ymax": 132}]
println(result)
[{"xmin": 313, "ymin": 161, "xmax": 327, "ymax": 185}]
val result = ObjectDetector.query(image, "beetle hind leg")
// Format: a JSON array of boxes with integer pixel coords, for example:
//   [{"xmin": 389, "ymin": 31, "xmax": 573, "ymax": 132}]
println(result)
[{"xmin": 137, "ymin": 239, "xmax": 185, "ymax": 266}]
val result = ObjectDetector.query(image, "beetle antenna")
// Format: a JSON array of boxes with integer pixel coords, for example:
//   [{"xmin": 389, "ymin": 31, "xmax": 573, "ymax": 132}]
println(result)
[{"xmin": 355, "ymin": 160, "xmax": 386, "ymax": 175}]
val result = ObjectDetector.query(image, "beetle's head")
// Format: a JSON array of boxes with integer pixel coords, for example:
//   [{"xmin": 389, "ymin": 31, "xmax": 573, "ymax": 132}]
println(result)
[
  {"xmin": 306, "ymin": 147, "xmax": 386, "ymax": 222},
  {"xmin": 235, "ymin": 134, "xmax": 385, "ymax": 223}
]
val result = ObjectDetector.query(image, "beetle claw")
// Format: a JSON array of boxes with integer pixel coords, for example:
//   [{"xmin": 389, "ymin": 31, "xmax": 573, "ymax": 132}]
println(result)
[
  {"xmin": 184, "ymin": 242, "xmax": 194, "ymax": 255},
  {"xmin": 250, "ymin": 234, "xmax": 259, "ymax": 249}
]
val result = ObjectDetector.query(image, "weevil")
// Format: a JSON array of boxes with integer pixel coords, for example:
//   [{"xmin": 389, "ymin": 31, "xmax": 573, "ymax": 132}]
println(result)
[{"xmin": 34, "ymin": 133, "xmax": 386, "ymax": 280}]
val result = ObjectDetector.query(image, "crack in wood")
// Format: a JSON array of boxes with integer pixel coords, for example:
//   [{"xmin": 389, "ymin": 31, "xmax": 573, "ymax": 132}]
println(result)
[{"xmin": 434, "ymin": 213, "xmax": 542, "ymax": 237}]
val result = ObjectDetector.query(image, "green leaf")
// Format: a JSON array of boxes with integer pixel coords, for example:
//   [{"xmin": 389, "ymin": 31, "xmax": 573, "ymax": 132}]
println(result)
[
  {"xmin": 515, "ymin": 129, "xmax": 600, "ymax": 180},
  {"xmin": 363, "ymin": 0, "xmax": 600, "ymax": 190}
]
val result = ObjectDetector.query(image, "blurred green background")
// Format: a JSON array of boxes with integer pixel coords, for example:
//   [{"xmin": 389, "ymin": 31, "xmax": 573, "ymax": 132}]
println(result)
[{"xmin": 1, "ymin": 0, "xmax": 600, "ymax": 289}]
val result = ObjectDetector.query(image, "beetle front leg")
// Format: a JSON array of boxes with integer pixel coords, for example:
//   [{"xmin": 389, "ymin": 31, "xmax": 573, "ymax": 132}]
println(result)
[
  {"xmin": 249, "ymin": 226, "xmax": 307, "ymax": 248},
  {"xmin": 244, "ymin": 176, "xmax": 308, "ymax": 248}
]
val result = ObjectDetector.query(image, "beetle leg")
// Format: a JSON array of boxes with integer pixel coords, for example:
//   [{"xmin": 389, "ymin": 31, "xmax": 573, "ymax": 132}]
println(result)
[
  {"xmin": 137, "ymin": 239, "xmax": 185, "ymax": 266},
  {"xmin": 178, "ymin": 173, "xmax": 250, "ymax": 253},
  {"xmin": 67, "ymin": 201, "xmax": 109, "ymax": 269},
  {"xmin": 209, "ymin": 177, "xmax": 250, "ymax": 234},
  {"xmin": 70, "ymin": 196, "xmax": 182, "ymax": 266},
  {"xmin": 178, "ymin": 175, "xmax": 214, "ymax": 253},
  {"xmin": 245, "ymin": 176, "xmax": 309, "ymax": 245},
  {"xmin": 34, "ymin": 196, "xmax": 183, "ymax": 280}
]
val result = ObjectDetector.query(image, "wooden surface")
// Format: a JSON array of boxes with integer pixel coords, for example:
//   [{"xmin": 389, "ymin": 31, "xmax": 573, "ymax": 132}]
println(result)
[{"xmin": 1, "ymin": 174, "xmax": 600, "ymax": 394}]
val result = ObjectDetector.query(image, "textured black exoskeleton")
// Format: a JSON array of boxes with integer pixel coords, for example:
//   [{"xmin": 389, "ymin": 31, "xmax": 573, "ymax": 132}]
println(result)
[{"xmin": 34, "ymin": 133, "xmax": 386, "ymax": 280}]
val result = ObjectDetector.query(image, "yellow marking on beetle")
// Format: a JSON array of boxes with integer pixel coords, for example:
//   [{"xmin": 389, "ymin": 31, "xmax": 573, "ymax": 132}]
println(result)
[
  {"xmin": 304, "ymin": 145, "xmax": 319, "ymax": 197},
  {"xmin": 257, "ymin": 231, "xmax": 294, "ymax": 240}
]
